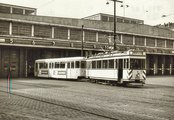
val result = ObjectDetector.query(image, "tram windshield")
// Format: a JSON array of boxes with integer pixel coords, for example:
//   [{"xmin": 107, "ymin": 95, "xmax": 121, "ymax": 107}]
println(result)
[
  {"xmin": 39, "ymin": 63, "xmax": 48, "ymax": 69},
  {"xmin": 130, "ymin": 59, "xmax": 145, "ymax": 69}
]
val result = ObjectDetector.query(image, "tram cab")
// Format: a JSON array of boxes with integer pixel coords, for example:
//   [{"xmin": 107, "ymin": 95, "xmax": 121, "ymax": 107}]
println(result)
[{"xmin": 86, "ymin": 50, "xmax": 146, "ymax": 85}]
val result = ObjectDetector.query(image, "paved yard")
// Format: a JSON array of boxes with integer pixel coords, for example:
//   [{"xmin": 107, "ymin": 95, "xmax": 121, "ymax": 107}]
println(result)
[{"xmin": 0, "ymin": 76, "xmax": 174, "ymax": 120}]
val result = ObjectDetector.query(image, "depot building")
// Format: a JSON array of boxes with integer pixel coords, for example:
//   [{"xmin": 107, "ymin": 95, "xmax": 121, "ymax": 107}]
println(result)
[{"xmin": 0, "ymin": 3, "xmax": 174, "ymax": 78}]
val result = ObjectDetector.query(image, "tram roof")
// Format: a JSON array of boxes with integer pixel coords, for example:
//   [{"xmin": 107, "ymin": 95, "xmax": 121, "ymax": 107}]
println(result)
[
  {"xmin": 87, "ymin": 50, "xmax": 146, "ymax": 59},
  {"xmin": 35, "ymin": 57, "xmax": 85, "ymax": 62}
]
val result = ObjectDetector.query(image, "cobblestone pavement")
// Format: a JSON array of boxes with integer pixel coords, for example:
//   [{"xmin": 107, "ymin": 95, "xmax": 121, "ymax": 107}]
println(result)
[{"xmin": 0, "ymin": 76, "xmax": 174, "ymax": 120}]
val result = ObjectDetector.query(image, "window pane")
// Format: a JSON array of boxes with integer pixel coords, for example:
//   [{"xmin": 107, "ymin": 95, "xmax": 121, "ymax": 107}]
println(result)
[
  {"xmin": 92, "ymin": 61, "xmax": 96, "ymax": 69},
  {"xmin": 75, "ymin": 61, "xmax": 80, "ymax": 68},
  {"xmin": 97, "ymin": 61, "xmax": 101, "ymax": 69},
  {"xmin": 115, "ymin": 59, "xmax": 117, "ymax": 69},
  {"xmin": 60, "ymin": 63, "xmax": 65, "ymax": 68},
  {"xmin": 67, "ymin": 62, "xmax": 70, "ymax": 68},
  {"xmin": 130, "ymin": 59, "xmax": 145, "ymax": 69},
  {"xmin": 49, "ymin": 63, "xmax": 52, "ymax": 68},
  {"xmin": 55, "ymin": 62, "xmax": 59, "ymax": 68},
  {"xmin": 103, "ymin": 60, "xmax": 108, "ymax": 68},
  {"xmin": 71, "ymin": 62, "xmax": 74, "ymax": 68},
  {"xmin": 39, "ymin": 63, "xmax": 48, "ymax": 69},
  {"xmin": 109, "ymin": 59, "xmax": 114, "ymax": 68},
  {"xmin": 81, "ymin": 61, "xmax": 86, "ymax": 68}
]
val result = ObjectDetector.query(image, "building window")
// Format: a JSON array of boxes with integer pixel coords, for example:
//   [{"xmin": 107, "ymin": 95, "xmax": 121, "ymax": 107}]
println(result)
[
  {"xmin": 34, "ymin": 25, "xmax": 52, "ymax": 38},
  {"xmin": 135, "ymin": 36, "xmax": 145, "ymax": 46},
  {"xmin": 166, "ymin": 40, "xmax": 173, "ymax": 48},
  {"xmin": 12, "ymin": 8, "xmax": 23, "ymax": 15},
  {"xmin": 98, "ymin": 32, "xmax": 109, "ymax": 43},
  {"xmin": 146, "ymin": 37, "xmax": 155, "ymax": 47},
  {"xmin": 122, "ymin": 35, "xmax": 133, "ymax": 45},
  {"xmin": 54, "ymin": 27, "xmax": 68, "ymax": 40},
  {"xmin": 85, "ymin": 30, "xmax": 96, "ymax": 42},
  {"xmin": 157, "ymin": 39, "xmax": 165, "ymax": 48},
  {"xmin": 101, "ymin": 16, "xmax": 108, "ymax": 22},
  {"xmin": 70, "ymin": 28, "xmax": 81, "ymax": 41},
  {"xmin": 0, "ymin": 6, "xmax": 10, "ymax": 14},
  {"xmin": 12, "ymin": 22, "xmax": 31, "ymax": 36},
  {"xmin": 0, "ymin": 20, "xmax": 9, "ymax": 35}
]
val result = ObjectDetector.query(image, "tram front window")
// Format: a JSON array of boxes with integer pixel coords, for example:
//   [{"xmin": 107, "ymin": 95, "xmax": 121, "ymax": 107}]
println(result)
[
  {"xmin": 130, "ymin": 59, "xmax": 145, "ymax": 69},
  {"xmin": 39, "ymin": 63, "xmax": 48, "ymax": 69}
]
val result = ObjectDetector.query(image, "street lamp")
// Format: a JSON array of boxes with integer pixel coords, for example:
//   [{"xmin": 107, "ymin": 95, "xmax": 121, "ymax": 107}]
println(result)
[{"xmin": 106, "ymin": 0, "xmax": 123, "ymax": 50}]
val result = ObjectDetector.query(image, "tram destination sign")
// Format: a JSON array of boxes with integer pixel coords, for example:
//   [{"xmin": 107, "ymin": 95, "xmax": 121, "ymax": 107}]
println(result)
[
  {"xmin": 129, "ymin": 50, "xmax": 145, "ymax": 55},
  {"xmin": 0, "ymin": 38, "xmax": 5, "ymax": 43}
]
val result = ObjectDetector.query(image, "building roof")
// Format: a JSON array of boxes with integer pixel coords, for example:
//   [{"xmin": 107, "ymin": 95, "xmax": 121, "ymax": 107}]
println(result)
[
  {"xmin": 0, "ymin": 3, "xmax": 36, "ymax": 15},
  {"xmin": 0, "ymin": 12, "xmax": 174, "ymax": 39}
]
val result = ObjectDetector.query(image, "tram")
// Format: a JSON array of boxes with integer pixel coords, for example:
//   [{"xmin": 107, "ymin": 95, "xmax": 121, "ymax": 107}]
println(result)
[
  {"xmin": 34, "ymin": 57, "xmax": 86, "ymax": 79},
  {"xmin": 86, "ymin": 50, "xmax": 146, "ymax": 86}
]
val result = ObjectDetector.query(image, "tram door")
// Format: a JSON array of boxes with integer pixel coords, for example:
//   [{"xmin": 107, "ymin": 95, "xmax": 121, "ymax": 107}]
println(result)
[{"xmin": 118, "ymin": 59, "xmax": 123, "ymax": 82}]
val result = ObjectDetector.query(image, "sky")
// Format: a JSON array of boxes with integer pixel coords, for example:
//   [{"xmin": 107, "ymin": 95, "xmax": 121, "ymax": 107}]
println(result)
[{"xmin": 0, "ymin": 0, "xmax": 174, "ymax": 25}]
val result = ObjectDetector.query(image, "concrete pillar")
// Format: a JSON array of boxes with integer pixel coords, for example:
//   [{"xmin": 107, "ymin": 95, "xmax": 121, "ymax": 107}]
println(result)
[
  {"xmin": 83, "ymin": 31, "xmax": 85, "ymax": 42},
  {"xmin": 170, "ymin": 56, "xmax": 173, "ymax": 75},
  {"xmin": 154, "ymin": 55, "xmax": 158, "ymax": 75},
  {"xmin": 25, "ymin": 49, "xmax": 28, "ymax": 77},
  {"xmin": 133, "ymin": 36, "xmax": 135, "ymax": 45},
  {"xmin": 0, "ymin": 48, "xmax": 1, "ymax": 76},
  {"xmin": 31, "ymin": 25, "xmax": 34, "ymax": 37},
  {"xmin": 144, "ymin": 37, "xmax": 146, "ymax": 47},
  {"xmin": 146, "ymin": 55, "xmax": 150, "ymax": 75},
  {"xmin": 155, "ymin": 39, "xmax": 157, "ymax": 47},
  {"xmin": 68, "ymin": 29, "xmax": 70, "ymax": 40},
  {"xmin": 19, "ymin": 48, "xmax": 25, "ymax": 77},
  {"xmin": 10, "ymin": 7, "xmax": 13, "ymax": 14},
  {"xmin": 9, "ymin": 22, "xmax": 12, "ymax": 35},
  {"xmin": 96, "ymin": 32, "xmax": 98, "ymax": 42},
  {"xmin": 120, "ymin": 34, "xmax": 123, "ymax": 44},
  {"xmin": 165, "ymin": 40, "xmax": 167, "ymax": 48},
  {"xmin": 51, "ymin": 27, "xmax": 54, "ymax": 39},
  {"xmin": 162, "ymin": 56, "xmax": 165, "ymax": 75},
  {"xmin": 23, "ymin": 9, "xmax": 25, "ymax": 15}
]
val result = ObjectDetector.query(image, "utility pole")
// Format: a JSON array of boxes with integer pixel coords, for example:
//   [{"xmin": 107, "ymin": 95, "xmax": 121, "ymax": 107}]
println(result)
[
  {"xmin": 81, "ymin": 25, "xmax": 84, "ymax": 57},
  {"xmin": 107, "ymin": 0, "xmax": 123, "ymax": 50}
]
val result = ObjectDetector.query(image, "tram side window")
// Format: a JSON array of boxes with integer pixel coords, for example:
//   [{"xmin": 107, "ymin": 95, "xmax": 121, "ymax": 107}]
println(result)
[
  {"xmin": 75, "ymin": 61, "xmax": 80, "ymax": 68},
  {"xmin": 97, "ymin": 61, "xmax": 101, "ymax": 69},
  {"xmin": 92, "ymin": 61, "xmax": 96, "ymax": 69},
  {"xmin": 81, "ymin": 61, "xmax": 86, "ymax": 68},
  {"xmin": 55, "ymin": 62, "xmax": 59, "ymax": 68},
  {"xmin": 130, "ymin": 59, "xmax": 145, "ymax": 69},
  {"xmin": 67, "ymin": 62, "xmax": 70, "ymax": 68},
  {"xmin": 103, "ymin": 60, "xmax": 108, "ymax": 69},
  {"xmin": 52, "ymin": 63, "xmax": 54, "ymax": 68},
  {"xmin": 115, "ymin": 59, "xmax": 118, "ymax": 69},
  {"xmin": 71, "ymin": 62, "xmax": 74, "ymax": 68},
  {"xmin": 124, "ymin": 59, "xmax": 129, "ymax": 69},
  {"xmin": 39, "ymin": 63, "xmax": 48, "ymax": 69},
  {"xmin": 49, "ymin": 63, "xmax": 52, "ymax": 69},
  {"xmin": 108, "ymin": 59, "xmax": 114, "ymax": 68},
  {"xmin": 60, "ymin": 62, "xmax": 65, "ymax": 68}
]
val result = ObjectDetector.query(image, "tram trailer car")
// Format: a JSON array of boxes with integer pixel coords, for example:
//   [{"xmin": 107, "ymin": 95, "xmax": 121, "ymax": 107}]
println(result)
[
  {"xmin": 86, "ymin": 50, "xmax": 146, "ymax": 86},
  {"xmin": 34, "ymin": 57, "xmax": 86, "ymax": 79}
]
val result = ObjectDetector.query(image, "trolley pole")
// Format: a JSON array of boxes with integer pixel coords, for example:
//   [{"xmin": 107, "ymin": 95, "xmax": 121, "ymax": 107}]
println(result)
[{"xmin": 81, "ymin": 25, "xmax": 84, "ymax": 57}]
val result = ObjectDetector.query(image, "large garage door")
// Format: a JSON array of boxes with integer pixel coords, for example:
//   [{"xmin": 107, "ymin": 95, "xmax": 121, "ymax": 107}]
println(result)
[{"xmin": 0, "ymin": 48, "xmax": 19, "ymax": 78}]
